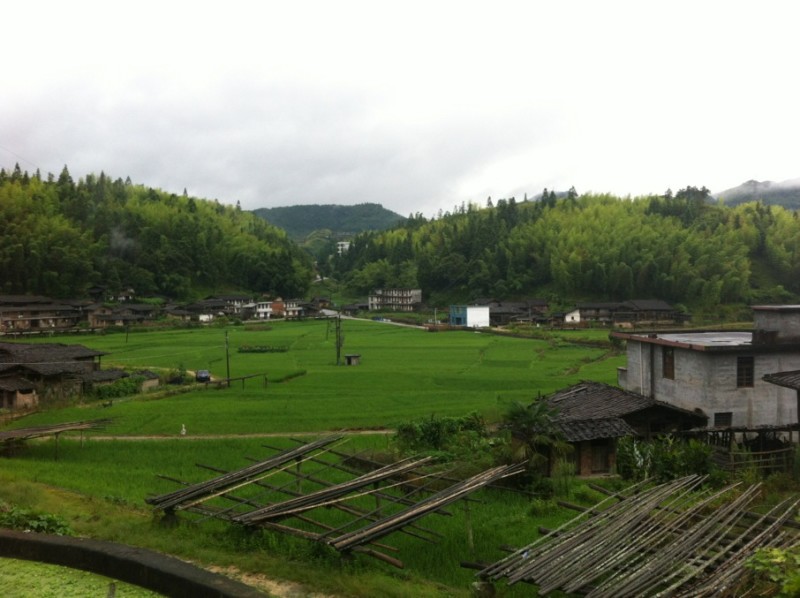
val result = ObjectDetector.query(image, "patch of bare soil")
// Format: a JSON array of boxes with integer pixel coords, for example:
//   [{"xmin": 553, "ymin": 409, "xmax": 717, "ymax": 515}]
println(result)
[{"xmin": 207, "ymin": 565, "xmax": 337, "ymax": 598}]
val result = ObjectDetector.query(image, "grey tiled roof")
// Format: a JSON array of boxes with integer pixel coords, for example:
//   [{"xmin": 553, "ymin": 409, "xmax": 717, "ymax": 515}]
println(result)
[
  {"xmin": 0, "ymin": 376, "xmax": 36, "ymax": 391},
  {"xmin": 0, "ymin": 342, "xmax": 106, "ymax": 363},
  {"xmin": 553, "ymin": 417, "xmax": 636, "ymax": 442},
  {"xmin": 763, "ymin": 370, "xmax": 800, "ymax": 391},
  {"xmin": 545, "ymin": 381, "xmax": 706, "ymax": 441}
]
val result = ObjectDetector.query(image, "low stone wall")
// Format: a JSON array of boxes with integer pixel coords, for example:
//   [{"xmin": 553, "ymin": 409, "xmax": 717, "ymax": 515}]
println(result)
[{"xmin": 0, "ymin": 529, "xmax": 265, "ymax": 597}]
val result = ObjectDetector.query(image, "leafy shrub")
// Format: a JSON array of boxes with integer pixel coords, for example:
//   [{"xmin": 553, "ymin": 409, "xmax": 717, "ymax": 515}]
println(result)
[
  {"xmin": 394, "ymin": 412, "xmax": 487, "ymax": 454},
  {"xmin": 747, "ymin": 546, "xmax": 800, "ymax": 597},
  {"xmin": 527, "ymin": 475, "xmax": 555, "ymax": 499},
  {"xmin": 92, "ymin": 375, "xmax": 145, "ymax": 401},
  {"xmin": 616, "ymin": 436, "xmax": 715, "ymax": 482},
  {"xmin": 0, "ymin": 501, "xmax": 73, "ymax": 535}
]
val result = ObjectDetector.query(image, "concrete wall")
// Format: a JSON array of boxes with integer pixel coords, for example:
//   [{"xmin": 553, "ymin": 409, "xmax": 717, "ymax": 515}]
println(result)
[
  {"xmin": 466, "ymin": 306, "xmax": 490, "ymax": 328},
  {"xmin": 619, "ymin": 340, "xmax": 800, "ymax": 427},
  {"xmin": 0, "ymin": 529, "xmax": 265, "ymax": 597},
  {"xmin": 754, "ymin": 307, "xmax": 800, "ymax": 343}
]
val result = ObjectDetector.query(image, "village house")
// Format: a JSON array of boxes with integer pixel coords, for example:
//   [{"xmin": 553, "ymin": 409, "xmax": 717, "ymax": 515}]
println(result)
[
  {"xmin": 185, "ymin": 298, "xmax": 228, "ymax": 322},
  {"xmin": 564, "ymin": 300, "xmax": 685, "ymax": 328},
  {"xmin": 472, "ymin": 298, "xmax": 549, "ymax": 327},
  {"xmin": 368, "ymin": 288, "xmax": 422, "ymax": 312},
  {"xmin": 88, "ymin": 303, "xmax": 162, "ymax": 328},
  {"xmin": 541, "ymin": 381, "xmax": 707, "ymax": 476},
  {"xmin": 207, "ymin": 294, "xmax": 252, "ymax": 317},
  {"xmin": 283, "ymin": 299, "xmax": 308, "ymax": 319},
  {"xmin": 270, "ymin": 298, "xmax": 286, "ymax": 318},
  {"xmin": 0, "ymin": 295, "xmax": 85, "ymax": 333},
  {"xmin": 612, "ymin": 299, "xmax": 687, "ymax": 327},
  {"xmin": 0, "ymin": 342, "xmax": 107, "ymax": 408},
  {"xmin": 564, "ymin": 302, "xmax": 622, "ymax": 326},
  {"xmin": 253, "ymin": 300, "xmax": 273, "ymax": 320},
  {"xmin": 612, "ymin": 305, "xmax": 800, "ymax": 430}
]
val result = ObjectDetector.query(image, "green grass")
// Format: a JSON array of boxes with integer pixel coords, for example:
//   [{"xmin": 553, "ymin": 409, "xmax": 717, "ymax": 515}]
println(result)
[
  {"xmin": 0, "ymin": 321, "xmax": 625, "ymax": 596},
  {"xmin": 2, "ymin": 435, "xmax": 564, "ymax": 596},
  {"xmin": 7, "ymin": 320, "xmax": 623, "ymax": 436},
  {"xmin": 0, "ymin": 558, "xmax": 161, "ymax": 597}
]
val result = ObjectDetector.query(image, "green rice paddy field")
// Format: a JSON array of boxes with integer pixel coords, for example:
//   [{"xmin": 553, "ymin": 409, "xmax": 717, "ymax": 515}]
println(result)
[
  {"xmin": 1, "ymin": 321, "xmax": 624, "ymax": 597},
  {"xmin": 5, "ymin": 319, "xmax": 622, "ymax": 435}
]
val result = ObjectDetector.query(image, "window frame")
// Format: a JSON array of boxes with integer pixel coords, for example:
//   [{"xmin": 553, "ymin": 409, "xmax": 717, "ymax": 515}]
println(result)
[
  {"xmin": 662, "ymin": 347, "xmax": 675, "ymax": 379},
  {"xmin": 736, "ymin": 355, "xmax": 755, "ymax": 388},
  {"xmin": 714, "ymin": 412, "xmax": 733, "ymax": 428}
]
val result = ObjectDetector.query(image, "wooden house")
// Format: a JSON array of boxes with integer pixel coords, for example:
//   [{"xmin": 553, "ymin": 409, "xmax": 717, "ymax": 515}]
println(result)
[
  {"xmin": 0, "ymin": 342, "xmax": 107, "ymax": 407},
  {"xmin": 542, "ymin": 381, "xmax": 707, "ymax": 476}
]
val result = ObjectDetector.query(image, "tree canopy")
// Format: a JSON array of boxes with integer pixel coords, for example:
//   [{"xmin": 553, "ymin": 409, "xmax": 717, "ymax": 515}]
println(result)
[
  {"xmin": 326, "ymin": 190, "xmax": 800, "ymax": 308},
  {"xmin": 0, "ymin": 165, "xmax": 313, "ymax": 299}
]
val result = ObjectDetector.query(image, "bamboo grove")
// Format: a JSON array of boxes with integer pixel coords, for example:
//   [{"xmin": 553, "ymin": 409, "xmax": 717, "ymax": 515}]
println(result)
[{"xmin": 326, "ymin": 187, "xmax": 800, "ymax": 309}]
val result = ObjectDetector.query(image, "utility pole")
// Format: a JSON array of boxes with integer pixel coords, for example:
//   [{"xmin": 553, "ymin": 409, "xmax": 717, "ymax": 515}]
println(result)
[
  {"xmin": 335, "ymin": 314, "xmax": 343, "ymax": 365},
  {"xmin": 225, "ymin": 331, "xmax": 231, "ymax": 385}
]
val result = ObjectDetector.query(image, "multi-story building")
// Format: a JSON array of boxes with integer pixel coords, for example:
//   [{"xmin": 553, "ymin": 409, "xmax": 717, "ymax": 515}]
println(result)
[{"xmin": 368, "ymin": 289, "xmax": 422, "ymax": 312}]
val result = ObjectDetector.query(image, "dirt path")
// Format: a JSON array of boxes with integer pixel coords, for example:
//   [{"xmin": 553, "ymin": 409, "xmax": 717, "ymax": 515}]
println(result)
[{"xmin": 86, "ymin": 428, "xmax": 394, "ymax": 441}]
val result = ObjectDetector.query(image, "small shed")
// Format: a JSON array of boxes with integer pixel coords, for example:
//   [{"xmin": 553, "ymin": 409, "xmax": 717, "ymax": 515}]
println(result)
[{"xmin": 345, "ymin": 354, "xmax": 361, "ymax": 366}]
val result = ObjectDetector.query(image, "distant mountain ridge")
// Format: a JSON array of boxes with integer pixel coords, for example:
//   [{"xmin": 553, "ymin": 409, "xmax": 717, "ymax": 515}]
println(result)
[
  {"xmin": 714, "ymin": 178, "xmax": 800, "ymax": 209},
  {"xmin": 252, "ymin": 203, "xmax": 405, "ymax": 240}
]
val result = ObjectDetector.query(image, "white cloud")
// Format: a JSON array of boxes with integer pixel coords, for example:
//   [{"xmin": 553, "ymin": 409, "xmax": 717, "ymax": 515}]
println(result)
[{"xmin": 2, "ymin": 1, "xmax": 799, "ymax": 217}]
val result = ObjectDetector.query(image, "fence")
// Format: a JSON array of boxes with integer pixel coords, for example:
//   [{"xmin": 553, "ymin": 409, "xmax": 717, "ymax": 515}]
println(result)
[{"xmin": 712, "ymin": 445, "xmax": 795, "ymax": 475}]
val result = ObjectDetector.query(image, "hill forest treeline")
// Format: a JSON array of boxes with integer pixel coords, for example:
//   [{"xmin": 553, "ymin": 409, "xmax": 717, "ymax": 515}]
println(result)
[
  {"xmin": 0, "ymin": 165, "xmax": 313, "ymax": 299},
  {"xmin": 324, "ymin": 187, "xmax": 800, "ymax": 309},
  {"xmin": 2, "ymin": 163, "xmax": 800, "ymax": 311}
]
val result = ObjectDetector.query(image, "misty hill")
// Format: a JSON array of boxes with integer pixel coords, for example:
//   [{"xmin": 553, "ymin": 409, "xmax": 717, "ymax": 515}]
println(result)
[
  {"xmin": 253, "ymin": 203, "xmax": 405, "ymax": 241},
  {"xmin": 715, "ymin": 178, "xmax": 800, "ymax": 209}
]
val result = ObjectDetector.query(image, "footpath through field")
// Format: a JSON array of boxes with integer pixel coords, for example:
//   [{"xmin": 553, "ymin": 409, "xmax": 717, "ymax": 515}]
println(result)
[{"xmin": 87, "ymin": 429, "xmax": 394, "ymax": 441}]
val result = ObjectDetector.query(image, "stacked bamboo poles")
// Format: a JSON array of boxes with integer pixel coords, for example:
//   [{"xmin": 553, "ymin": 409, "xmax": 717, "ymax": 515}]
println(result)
[
  {"xmin": 146, "ymin": 435, "xmax": 342, "ymax": 511},
  {"xmin": 479, "ymin": 475, "xmax": 800, "ymax": 597},
  {"xmin": 329, "ymin": 463, "xmax": 525, "ymax": 552},
  {"xmin": 232, "ymin": 456, "xmax": 433, "ymax": 524}
]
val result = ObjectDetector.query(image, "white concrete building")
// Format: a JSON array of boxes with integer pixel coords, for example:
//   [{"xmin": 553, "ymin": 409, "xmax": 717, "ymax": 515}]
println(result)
[
  {"xmin": 449, "ymin": 305, "xmax": 490, "ymax": 328},
  {"xmin": 612, "ymin": 305, "xmax": 800, "ymax": 429},
  {"xmin": 254, "ymin": 301, "xmax": 273, "ymax": 320}
]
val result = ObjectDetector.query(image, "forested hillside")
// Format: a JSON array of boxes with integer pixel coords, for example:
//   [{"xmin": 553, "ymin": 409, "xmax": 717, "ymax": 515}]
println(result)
[
  {"xmin": 327, "ymin": 187, "xmax": 800, "ymax": 309},
  {"xmin": 253, "ymin": 203, "xmax": 405, "ymax": 240},
  {"xmin": 0, "ymin": 165, "xmax": 313, "ymax": 299}
]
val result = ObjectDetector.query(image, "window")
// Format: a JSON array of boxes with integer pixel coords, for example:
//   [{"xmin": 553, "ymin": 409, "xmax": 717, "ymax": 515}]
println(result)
[
  {"xmin": 662, "ymin": 347, "xmax": 675, "ymax": 379},
  {"xmin": 714, "ymin": 412, "xmax": 733, "ymax": 427},
  {"xmin": 737, "ymin": 356, "xmax": 754, "ymax": 388}
]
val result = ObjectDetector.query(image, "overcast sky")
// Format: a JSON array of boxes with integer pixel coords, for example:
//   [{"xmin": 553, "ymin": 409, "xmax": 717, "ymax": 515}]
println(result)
[{"xmin": 2, "ymin": 1, "xmax": 799, "ymax": 218}]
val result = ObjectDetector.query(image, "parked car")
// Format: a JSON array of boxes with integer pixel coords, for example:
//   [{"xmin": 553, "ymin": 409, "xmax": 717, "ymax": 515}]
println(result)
[{"xmin": 195, "ymin": 369, "xmax": 211, "ymax": 383}]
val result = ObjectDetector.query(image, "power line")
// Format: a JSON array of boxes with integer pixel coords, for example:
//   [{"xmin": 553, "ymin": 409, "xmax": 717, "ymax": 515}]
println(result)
[{"xmin": 0, "ymin": 144, "xmax": 41, "ymax": 170}]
